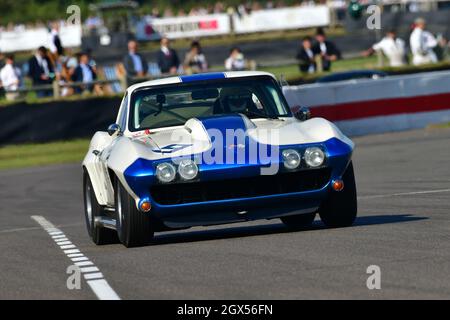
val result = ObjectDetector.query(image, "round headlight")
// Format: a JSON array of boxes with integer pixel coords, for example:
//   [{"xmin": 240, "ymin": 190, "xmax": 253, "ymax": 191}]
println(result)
[
  {"xmin": 304, "ymin": 147, "xmax": 325, "ymax": 168},
  {"xmin": 156, "ymin": 162, "xmax": 176, "ymax": 183},
  {"xmin": 178, "ymin": 159, "xmax": 198, "ymax": 180},
  {"xmin": 282, "ymin": 149, "xmax": 301, "ymax": 170}
]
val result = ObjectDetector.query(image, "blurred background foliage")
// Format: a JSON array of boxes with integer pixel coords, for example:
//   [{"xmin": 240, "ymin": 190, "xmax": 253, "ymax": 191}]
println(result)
[{"xmin": 0, "ymin": 0, "xmax": 304, "ymax": 25}]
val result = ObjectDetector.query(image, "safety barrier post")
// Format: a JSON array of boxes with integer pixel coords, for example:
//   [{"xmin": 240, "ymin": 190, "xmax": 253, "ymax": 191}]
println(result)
[
  {"xmin": 315, "ymin": 55, "xmax": 323, "ymax": 73},
  {"xmin": 119, "ymin": 74, "xmax": 128, "ymax": 92},
  {"xmin": 377, "ymin": 50, "xmax": 384, "ymax": 68},
  {"xmin": 52, "ymin": 81, "xmax": 60, "ymax": 99}
]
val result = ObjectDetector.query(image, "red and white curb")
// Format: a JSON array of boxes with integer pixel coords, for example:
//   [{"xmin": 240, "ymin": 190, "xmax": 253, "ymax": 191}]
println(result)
[{"xmin": 31, "ymin": 215, "xmax": 120, "ymax": 300}]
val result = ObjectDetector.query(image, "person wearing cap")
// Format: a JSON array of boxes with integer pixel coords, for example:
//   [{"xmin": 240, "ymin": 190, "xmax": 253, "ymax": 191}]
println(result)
[
  {"xmin": 312, "ymin": 28, "xmax": 341, "ymax": 72},
  {"xmin": 410, "ymin": 17, "xmax": 438, "ymax": 65},
  {"xmin": 363, "ymin": 30, "xmax": 406, "ymax": 67}
]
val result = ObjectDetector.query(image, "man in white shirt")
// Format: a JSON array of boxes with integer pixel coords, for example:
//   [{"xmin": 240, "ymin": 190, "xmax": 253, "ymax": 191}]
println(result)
[
  {"xmin": 410, "ymin": 18, "xmax": 438, "ymax": 65},
  {"xmin": 363, "ymin": 30, "xmax": 406, "ymax": 67},
  {"xmin": 225, "ymin": 47, "xmax": 246, "ymax": 71},
  {"xmin": 49, "ymin": 22, "xmax": 64, "ymax": 56},
  {"xmin": 0, "ymin": 54, "xmax": 21, "ymax": 101}
]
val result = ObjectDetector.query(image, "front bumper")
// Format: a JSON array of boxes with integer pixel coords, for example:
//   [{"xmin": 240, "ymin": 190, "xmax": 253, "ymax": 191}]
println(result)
[{"xmin": 123, "ymin": 137, "xmax": 353, "ymax": 227}]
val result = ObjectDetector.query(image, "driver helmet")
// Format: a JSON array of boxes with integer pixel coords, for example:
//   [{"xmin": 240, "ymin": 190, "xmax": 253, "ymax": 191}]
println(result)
[{"xmin": 220, "ymin": 88, "xmax": 252, "ymax": 113}]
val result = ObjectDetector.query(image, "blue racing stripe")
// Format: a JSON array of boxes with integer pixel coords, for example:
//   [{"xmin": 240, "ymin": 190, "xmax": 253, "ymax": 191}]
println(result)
[
  {"xmin": 180, "ymin": 72, "xmax": 226, "ymax": 83},
  {"xmin": 199, "ymin": 114, "xmax": 247, "ymax": 134}
]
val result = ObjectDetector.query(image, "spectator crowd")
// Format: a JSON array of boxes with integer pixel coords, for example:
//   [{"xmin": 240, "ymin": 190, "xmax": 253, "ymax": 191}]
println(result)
[
  {"xmin": 0, "ymin": 23, "xmax": 102, "ymax": 100},
  {"xmin": 295, "ymin": 19, "xmax": 449, "ymax": 73},
  {"xmin": 0, "ymin": 27, "xmax": 253, "ymax": 101}
]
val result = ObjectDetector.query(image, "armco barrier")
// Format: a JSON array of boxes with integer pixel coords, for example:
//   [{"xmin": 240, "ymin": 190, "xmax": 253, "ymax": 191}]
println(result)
[
  {"xmin": 1, "ymin": 70, "xmax": 449, "ymax": 146},
  {"xmin": 0, "ymin": 96, "xmax": 121, "ymax": 145},
  {"xmin": 283, "ymin": 70, "xmax": 450, "ymax": 136}
]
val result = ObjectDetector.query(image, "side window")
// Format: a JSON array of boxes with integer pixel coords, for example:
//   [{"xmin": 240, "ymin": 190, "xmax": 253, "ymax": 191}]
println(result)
[{"xmin": 117, "ymin": 94, "xmax": 128, "ymax": 130}]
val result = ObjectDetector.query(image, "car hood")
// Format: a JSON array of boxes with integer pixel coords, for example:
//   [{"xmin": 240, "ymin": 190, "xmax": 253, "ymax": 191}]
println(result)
[{"xmin": 125, "ymin": 114, "xmax": 353, "ymax": 160}]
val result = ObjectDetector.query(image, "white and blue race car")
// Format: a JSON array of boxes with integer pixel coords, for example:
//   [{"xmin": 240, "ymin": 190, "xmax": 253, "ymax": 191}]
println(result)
[{"xmin": 83, "ymin": 71, "xmax": 357, "ymax": 247}]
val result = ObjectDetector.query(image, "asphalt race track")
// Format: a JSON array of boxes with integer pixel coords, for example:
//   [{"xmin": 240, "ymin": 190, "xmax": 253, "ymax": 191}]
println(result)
[{"xmin": 1, "ymin": 128, "xmax": 449, "ymax": 300}]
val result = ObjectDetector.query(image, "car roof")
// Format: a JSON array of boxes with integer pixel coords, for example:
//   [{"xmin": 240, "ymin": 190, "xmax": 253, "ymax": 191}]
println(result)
[{"xmin": 127, "ymin": 71, "xmax": 277, "ymax": 93}]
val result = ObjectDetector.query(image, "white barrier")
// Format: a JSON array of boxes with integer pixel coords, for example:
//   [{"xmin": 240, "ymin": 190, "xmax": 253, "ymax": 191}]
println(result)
[
  {"xmin": 0, "ymin": 25, "xmax": 82, "ymax": 53},
  {"xmin": 232, "ymin": 6, "xmax": 330, "ymax": 34},
  {"xmin": 136, "ymin": 14, "xmax": 231, "ymax": 40},
  {"xmin": 136, "ymin": 6, "xmax": 330, "ymax": 40},
  {"xmin": 1, "ymin": 6, "xmax": 331, "ymax": 52},
  {"xmin": 283, "ymin": 70, "xmax": 450, "ymax": 136}
]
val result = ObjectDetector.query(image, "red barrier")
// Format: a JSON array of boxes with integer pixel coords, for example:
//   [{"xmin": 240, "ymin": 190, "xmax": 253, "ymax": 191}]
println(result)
[{"xmin": 311, "ymin": 92, "xmax": 450, "ymax": 121}]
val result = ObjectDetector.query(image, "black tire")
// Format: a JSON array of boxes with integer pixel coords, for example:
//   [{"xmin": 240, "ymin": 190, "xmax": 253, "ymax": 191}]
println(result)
[
  {"xmin": 319, "ymin": 161, "xmax": 358, "ymax": 228},
  {"xmin": 115, "ymin": 179, "xmax": 154, "ymax": 248},
  {"xmin": 281, "ymin": 212, "xmax": 316, "ymax": 229},
  {"xmin": 83, "ymin": 171, "xmax": 118, "ymax": 245}
]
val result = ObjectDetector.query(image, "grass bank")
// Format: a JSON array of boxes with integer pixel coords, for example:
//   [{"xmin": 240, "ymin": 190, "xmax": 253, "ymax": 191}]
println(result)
[{"xmin": 0, "ymin": 139, "xmax": 89, "ymax": 170}]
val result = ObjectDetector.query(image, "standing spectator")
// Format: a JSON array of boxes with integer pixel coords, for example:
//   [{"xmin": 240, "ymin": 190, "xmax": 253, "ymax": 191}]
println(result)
[
  {"xmin": 49, "ymin": 22, "xmax": 64, "ymax": 57},
  {"xmin": 124, "ymin": 40, "xmax": 148, "ymax": 78},
  {"xmin": 72, "ymin": 52, "xmax": 97, "ymax": 94},
  {"xmin": 0, "ymin": 54, "xmax": 22, "ymax": 101},
  {"xmin": 184, "ymin": 41, "xmax": 208, "ymax": 74},
  {"xmin": 157, "ymin": 37, "xmax": 180, "ymax": 74},
  {"xmin": 313, "ymin": 28, "xmax": 341, "ymax": 71},
  {"xmin": 296, "ymin": 36, "xmax": 316, "ymax": 74},
  {"xmin": 363, "ymin": 30, "xmax": 406, "ymax": 67},
  {"xmin": 28, "ymin": 46, "xmax": 54, "ymax": 97},
  {"xmin": 435, "ymin": 35, "xmax": 449, "ymax": 62},
  {"xmin": 65, "ymin": 50, "xmax": 79, "ymax": 73},
  {"xmin": 410, "ymin": 18, "xmax": 438, "ymax": 65},
  {"xmin": 57, "ymin": 56, "xmax": 74, "ymax": 97},
  {"xmin": 86, "ymin": 48, "xmax": 98, "ymax": 73},
  {"xmin": 0, "ymin": 53, "xmax": 4, "ymax": 100},
  {"xmin": 225, "ymin": 47, "xmax": 246, "ymax": 71}
]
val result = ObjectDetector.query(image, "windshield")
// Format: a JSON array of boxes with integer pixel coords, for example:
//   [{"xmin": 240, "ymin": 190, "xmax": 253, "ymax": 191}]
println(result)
[{"xmin": 128, "ymin": 76, "xmax": 291, "ymax": 131}]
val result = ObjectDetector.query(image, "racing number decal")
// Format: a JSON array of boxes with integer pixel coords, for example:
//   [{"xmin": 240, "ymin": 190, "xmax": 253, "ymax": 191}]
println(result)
[{"xmin": 153, "ymin": 144, "xmax": 192, "ymax": 154}]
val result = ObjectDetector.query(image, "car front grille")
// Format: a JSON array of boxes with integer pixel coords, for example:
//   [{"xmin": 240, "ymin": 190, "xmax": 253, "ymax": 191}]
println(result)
[{"xmin": 150, "ymin": 168, "xmax": 331, "ymax": 205}]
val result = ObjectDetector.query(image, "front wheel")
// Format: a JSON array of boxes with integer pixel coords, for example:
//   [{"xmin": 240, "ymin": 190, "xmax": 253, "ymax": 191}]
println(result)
[
  {"xmin": 115, "ymin": 179, "xmax": 154, "ymax": 248},
  {"xmin": 319, "ymin": 161, "xmax": 357, "ymax": 228},
  {"xmin": 83, "ymin": 171, "xmax": 118, "ymax": 245}
]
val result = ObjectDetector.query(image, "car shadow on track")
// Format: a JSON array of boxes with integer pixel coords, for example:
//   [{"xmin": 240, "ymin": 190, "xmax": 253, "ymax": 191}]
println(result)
[{"xmin": 151, "ymin": 214, "xmax": 428, "ymax": 246}]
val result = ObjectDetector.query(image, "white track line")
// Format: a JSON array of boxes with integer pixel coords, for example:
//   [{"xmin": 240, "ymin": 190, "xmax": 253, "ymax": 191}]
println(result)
[
  {"xmin": 31, "ymin": 215, "xmax": 120, "ymax": 300},
  {"xmin": 359, "ymin": 188, "xmax": 450, "ymax": 200}
]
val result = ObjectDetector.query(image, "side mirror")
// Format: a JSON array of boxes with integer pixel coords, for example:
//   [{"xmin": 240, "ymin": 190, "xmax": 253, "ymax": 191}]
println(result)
[
  {"xmin": 292, "ymin": 106, "xmax": 311, "ymax": 121},
  {"xmin": 107, "ymin": 124, "xmax": 122, "ymax": 136}
]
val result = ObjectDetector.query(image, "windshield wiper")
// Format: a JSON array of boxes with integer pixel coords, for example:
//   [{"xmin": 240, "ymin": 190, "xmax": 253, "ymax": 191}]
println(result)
[{"xmin": 242, "ymin": 110, "xmax": 279, "ymax": 120}]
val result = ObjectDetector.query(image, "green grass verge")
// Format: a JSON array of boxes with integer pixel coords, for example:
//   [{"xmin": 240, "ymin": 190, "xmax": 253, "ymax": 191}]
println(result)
[
  {"xmin": 278, "ymin": 59, "xmax": 450, "ymax": 84},
  {"xmin": 428, "ymin": 122, "xmax": 450, "ymax": 129},
  {"xmin": 0, "ymin": 139, "xmax": 89, "ymax": 170},
  {"xmin": 140, "ymin": 28, "xmax": 346, "ymax": 51},
  {"xmin": 259, "ymin": 55, "xmax": 380, "ymax": 81}
]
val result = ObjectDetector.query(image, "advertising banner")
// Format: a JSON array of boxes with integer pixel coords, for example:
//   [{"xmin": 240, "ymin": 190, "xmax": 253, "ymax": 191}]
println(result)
[
  {"xmin": 232, "ymin": 6, "xmax": 330, "ymax": 34},
  {"xmin": 136, "ymin": 14, "xmax": 231, "ymax": 40},
  {"xmin": 0, "ymin": 24, "xmax": 82, "ymax": 53}
]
